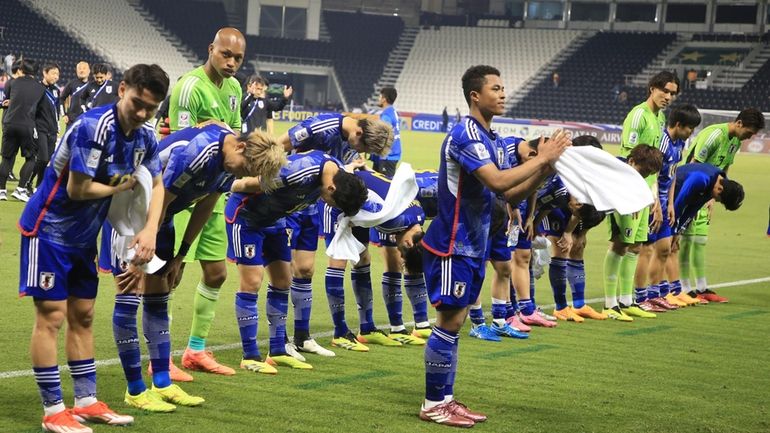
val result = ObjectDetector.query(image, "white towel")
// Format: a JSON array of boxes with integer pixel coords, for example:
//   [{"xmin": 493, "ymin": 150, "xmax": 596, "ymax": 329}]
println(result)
[
  {"xmin": 554, "ymin": 146, "xmax": 653, "ymax": 215},
  {"xmin": 531, "ymin": 235, "xmax": 551, "ymax": 280},
  {"xmin": 326, "ymin": 163, "xmax": 419, "ymax": 264},
  {"xmin": 107, "ymin": 166, "xmax": 166, "ymax": 273}
]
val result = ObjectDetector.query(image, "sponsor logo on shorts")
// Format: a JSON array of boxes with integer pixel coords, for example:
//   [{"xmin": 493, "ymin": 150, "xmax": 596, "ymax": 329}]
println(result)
[
  {"xmin": 39, "ymin": 272, "xmax": 55, "ymax": 290},
  {"xmin": 453, "ymin": 281, "xmax": 466, "ymax": 298},
  {"xmin": 244, "ymin": 244, "xmax": 256, "ymax": 259},
  {"xmin": 624, "ymin": 228, "xmax": 633, "ymax": 238}
]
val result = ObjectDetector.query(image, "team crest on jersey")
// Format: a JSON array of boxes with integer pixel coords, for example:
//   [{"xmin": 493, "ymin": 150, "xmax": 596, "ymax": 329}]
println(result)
[
  {"xmin": 624, "ymin": 228, "xmax": 633, "ymax": 238},
  {"xmin": 229, "ymin": 95, "xmax": 237, "ymax": 111},
  {"xmin": 257, "ymin": 100, "xmax": 265, "ymax": 109},
  {"xmin": 133, "ymin": 148, "xmax": 146, "ymax": 167},
  {"xmin": 453, "ymin": 281, "xmax": 467, "ymax": 298},
  {"xmin": 39, "ymin": 272, "xmax": 55, "ymax": 290},
  {"xmin": 728, "ymin": 144, "xmax": 737, "ymax": 154},
  {"xmin": 244, "ymin": 244, "xmax": 256, "ymax": 259},
  {"xmin": 105, "ymin": 85, "xmax": 113, "ymax": 94}
]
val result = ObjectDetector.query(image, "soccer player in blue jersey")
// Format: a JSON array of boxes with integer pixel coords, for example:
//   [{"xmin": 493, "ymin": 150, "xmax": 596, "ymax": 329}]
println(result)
[
  {"xmin": 321, "ymin": 169, "xmax": 434, "ymax": 347},
  {"xmin": 103, "ymin": 125, "xmax": 285, "ymax": 412},
  {"xmin": 277, "ymin": 112, "xmax": 394, "ymax": 353},
  {"xmin": 639, "ymin": 105, "xmax": 702, "ymax": 311},
  {"xmin": 418, "ymin": 65, "xmax": 568, "ymax": 427},
  {"xmin": 371, "ymin": 87, "xmax": 401, "ymax": 177},
  {"xmin": 673, "ymin": 163, "xmax": 744, "ymax": 234},
  {"xmin": 226, "ymin": 150, "xmax": 368, "ymax": 373},
  {"xmin": 18, "ymin": 64, "xmax": 169, "ymax": 433}
]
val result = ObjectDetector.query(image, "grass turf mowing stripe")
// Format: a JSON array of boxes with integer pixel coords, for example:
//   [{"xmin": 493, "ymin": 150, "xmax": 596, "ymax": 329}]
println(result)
[
  {"xmin": 477, "ymin": 344, "xmax": 559, "ymax": 360},
  {"xmin": 297, "ymin": 370, "xmax": 396, "ymax": 390},
  {"xmin": 723, "ymin": 309, "xmax": 768, "ymax": 321},
  {"xmin": 615, "ymin": 324, "xmax": 674, "ymax": 336}
]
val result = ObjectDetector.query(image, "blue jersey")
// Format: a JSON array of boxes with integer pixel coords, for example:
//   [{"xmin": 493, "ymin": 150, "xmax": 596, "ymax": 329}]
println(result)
[
  {"xmin": 536, "ymin": 174, "xmax": 569, "ymax": 212},
  {"xmin": 657, "ymin": 128, "xmax": 685, "ymax": 205},
  {"xmin": 355, "ymin": 170, "xmax": 425, "ymax": 233},
  {"xmin": 19, "ymin": 104, "xmax": 160, "ymax": 248},
  {"xmin": 373, "ymin": 105, "xmax": 400, "ymax": 162},
  {"xmin": 504, "ymin": 136, "xmax": 525, "ymax": 168},
  {"xmin": 226, "ymin": 150, "xmax": 338, "ymax": 228},
  {"xmin": 415, "ymin": 169, "xmax": 438, "ymax": 219},
  {"xmin": 673, "ymin": 163, "xmax": 723, "ymax": 233},
  {"xmin": 288, "ymin": 113, "xmax": 359, "ymax": 164},
  {"xmin": 422, "ymin": 116, "xmax": 509, "ymax": 258},
  {"xmin": 158, "ymin": 125, "xmax": 235, "ymax": 218}
]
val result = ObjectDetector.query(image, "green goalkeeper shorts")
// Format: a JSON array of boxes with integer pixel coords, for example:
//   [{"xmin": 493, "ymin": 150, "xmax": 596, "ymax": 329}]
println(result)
[
  {"xmin": 174, "ymin": 208, "xmax": 228, "ymax": 263},
  {"xmin": 682, "ymin": 207, "xmax": 710, "ymax": 237},
  {"xmin": 608, "ymin": 206, "xmax": 649, "ymax": 244}
]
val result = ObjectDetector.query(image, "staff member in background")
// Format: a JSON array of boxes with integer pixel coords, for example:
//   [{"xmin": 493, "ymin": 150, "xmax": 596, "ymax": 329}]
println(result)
[
  {"xmin": 370, "ymin": 87, "xmax": 400, "ymax": 177},
  {"xmin": 59, "ymin": 61, "xmax": 90, "ymax": 125},
  {"xmin": 0, "ymin": 58, "xmax": 44, "ymax": 202},
  {"xmin": 81, "ymin": 63, "xmax": 119, "ymax": 111},
  {"xmin": 29, "ymin": 62, "xmax": 61, "ymax": 189},
  {"xmin": 240, "ymin": 74, "xmax": 292, "ymax": 135}
]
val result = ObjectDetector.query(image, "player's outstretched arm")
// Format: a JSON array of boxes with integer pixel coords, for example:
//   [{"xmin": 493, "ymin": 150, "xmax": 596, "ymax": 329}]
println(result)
[
  {"xmin": 231, "ymin": 176, "xmax": 264, "ymax": 194},
  {"xmin": 67, "ymin": 171, "xmax": 136, "ymax": 200}
]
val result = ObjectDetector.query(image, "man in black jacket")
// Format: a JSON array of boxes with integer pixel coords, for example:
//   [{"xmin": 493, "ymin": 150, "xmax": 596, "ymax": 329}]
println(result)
[
  {"xmin": 59, "ymin": 61, "xmax": 90, "ymax": 125},
  {"xmin": 80, "ymin": 63, "xmax": 119, "ymax": 111},
  {"xmin": 29, "ymin": 62, "xmax": 61, "ymax": 188},
  {"xmin": 240, "ymin": 74, "xmax": 292, "ymax": 135},
  {"xmin": 0, "ymin": 58, "xmax": 44, "ymax": 201}
]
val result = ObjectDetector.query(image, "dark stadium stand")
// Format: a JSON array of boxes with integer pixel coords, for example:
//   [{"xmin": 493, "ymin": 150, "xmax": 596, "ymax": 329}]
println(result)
[
  {"xmin": 674, "ymin": 59, "xmax": 770, "ymax": 112},
  {"xmin": 139, "ymin": 1, "xmax": 404, "ymax": 108},
  {"xmin": 0, "ymin": 0, "xmax": 107, "ymax": 82},
  {"xmin": 510, "ymin": 31, "xmax": 678, "ymax": 124}
]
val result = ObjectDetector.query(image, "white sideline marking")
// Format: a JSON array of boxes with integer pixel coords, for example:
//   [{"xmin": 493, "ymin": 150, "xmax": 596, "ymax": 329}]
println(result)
[{"xmin": 1, "ymin": 276, "xmax": 768, "ymax": 380}]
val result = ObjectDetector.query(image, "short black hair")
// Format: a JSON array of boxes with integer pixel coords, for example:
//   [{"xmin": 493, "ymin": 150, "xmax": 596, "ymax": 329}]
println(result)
[
  {"xmin": 668, "ymin": 104, "xmax": 701, "ymax": 128},
  {"xmin": 648, "ymin": 70, "xmax": 679, "ymax": 95},
  {"xmin": 720, "ymin": 179, "xmax": 744, "ymax": 211},
  {"xmin": 528, "ymin": 136, "xmax": 548, "ymax": 151},
  {"xmin": 736, "ymin": 107, "xmax": 765, "ymax": 130},
  {"xmin": 248, "ymin": 74, "xmax": 267, "ymax": 86},
  {"xmin": 10, "ymin": 60, "xmax": 21, "ymax": 74},
  {"xmin": 380, "ymin": 87, "xmax": 397, "ymax": 104},
  {"xmin": 92, "ymin": 63, "xmax": 110, "ymax": 75},
  {"xmin": 19, "ymin": 58, "xmax": 37, "ymax": 76},
  {"xmin": 42, "ymin": 62, "xmax": 60, "ymax": 73},
  {"xmin": 628, "ymin": 144, "xmax": 663, "ymax": 175},
  {"xmin": 461, "ymin": 65, "xmax": 500, "ymax": 106},
  {"xmin": 122, "ymin": 64, "xmax": 169, "ymax": 101},
  {"xmin": 401, "ymin": 230, "xmax": 425, "ymax": 275},
  {"xmin": 331, "ymin": 170, "xmax": 368, "ymax": 216},
  {"xmin": 572, "ymin": 135, "xmax": 602, "ymax": 149}
]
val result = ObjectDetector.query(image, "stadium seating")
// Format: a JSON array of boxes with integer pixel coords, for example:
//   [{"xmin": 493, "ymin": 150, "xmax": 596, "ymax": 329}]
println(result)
[
  {"xmin": 510, "ymin": 31, "xmax": 677, "ymax": 124},
  {"xmin": 674, "ymin": 58, "xmax": 770, "ymax": 112},
  {"xmin": 395, "ymin": 27, "xmax": 581, "ymax": 114},
  {"xmin": 25, "ymin": 0, "xmax": 196, "ymax": 83},
  {"xmin": 0, "ymin": 0, "xmax": 106, "ymax": 83}
]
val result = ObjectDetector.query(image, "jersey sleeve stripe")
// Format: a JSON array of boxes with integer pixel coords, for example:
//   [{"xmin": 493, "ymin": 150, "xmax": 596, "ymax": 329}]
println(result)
[
  {"xmin": 630, "ymin": 108, "xmax": 644, "ymax": 130},
  {"xmin": 93, "ymin": 110, "xmax": 114, "ymax": 147},
  {"xmin": 286, "ymin": 166, "xmax": 320, "ymax": 184},
  {"xmin": 179, "ymin": 77, "xmax": 199, "ymax": 108},
  {"xmin": 188, "ymin": 142, "xmax": 220, "ymax": 172},
  {"xmin": 309, "ymin": 118, "xmax": 339, "ymax": 132}
]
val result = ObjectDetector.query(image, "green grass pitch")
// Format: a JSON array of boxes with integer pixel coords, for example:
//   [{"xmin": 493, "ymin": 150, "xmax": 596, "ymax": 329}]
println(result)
[{"xmin": 0, "ymin": 122, "xmax": 768, "ymax": 432}]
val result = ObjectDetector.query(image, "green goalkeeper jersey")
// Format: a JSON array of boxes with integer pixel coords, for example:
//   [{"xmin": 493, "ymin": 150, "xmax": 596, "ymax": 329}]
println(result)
[
  {"xmin": 169, "ymin": 66, "xmax": 242, "ymax": 132},
  {"xmin": 688, "ymin": 123, "xmax": 740, "ymax": 170},
  {"xmin": 620, "ymin": 101, "xmax": 666, "ymax": 157}
]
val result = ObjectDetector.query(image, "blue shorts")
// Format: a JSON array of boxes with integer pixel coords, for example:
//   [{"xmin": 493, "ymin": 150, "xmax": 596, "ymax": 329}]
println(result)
[
  {"xmin": 540, "ymin": 209, "xmax": 568, "ymax": 238},
  {"xmin": 20, "ymin": 236, "xmax": 98, "ymax": 300},
  {"xmin": 320, "ymin": 202, "xmax": 370, "ymax": 249},
  {"xmin": 647, "ymin": 214, "xmax": 673, "ymax": 243},
  {"xmin": 514, "ymin": 200, "xmax": 533, "ymax": 250},
  {"xmin": 286, "ymin": 212, "xmax": 320, "ymax": 252},
  {"xmin": 227, "ymin": 221, "xmax": 291, "ymax": 266},
  {"xmin": 98, "ymin": 220, "xmax": 175, "ymax": 275},
  {"xmin": 373, "ymin": 228, "xmax": 397, "ymax": 247},
  {"xmin": 487, "ymin": 229, "xmax": 511, "ymax": 262},
  {"xmin": 423, "ymin": 251, "xmax": 485, "ymax": 308}
]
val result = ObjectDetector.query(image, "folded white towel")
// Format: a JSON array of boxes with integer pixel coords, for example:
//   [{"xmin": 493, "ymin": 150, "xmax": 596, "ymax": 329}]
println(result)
[
  {"xmin": 326, "ymin": 163, "xmax": 419, "ymax": 264},
  {"xmin": 555, "ymin": 146, "xmax": 653, "ymax": 215}
]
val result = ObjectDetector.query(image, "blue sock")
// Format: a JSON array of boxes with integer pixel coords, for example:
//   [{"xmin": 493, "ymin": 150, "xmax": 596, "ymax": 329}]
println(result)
[
  {"xmin": 404, "ymin": 274, "xmax": 429, "ymax": 324},
  {"xmin": 266, "ymin": 286, "xmax": 289, "ymax": 356},
  {"xmin": 235, "ymin": 292, "xmax": 260, "ymax": 360},
  {"xmin": 445, "ymin": 338, "xmax": 459, "ymax": 398},
  {"xmin": 647, "ymin": 284, "xmax": 660, "ymax": 299},
  {"xmin": 505, "ymin": 301, "xmax": 516, "ymax": 319},
  {"xmin": 549, "ymin": 257, "xmax": 569, "ymax": 310},
  {"xmin": 68, "ymin": 359, "xmax": 96, "ymax": 402},
  {"xmin": 659, "ymin": 280, "xmax": 670, "ymax": 297},
  {"xmin": 529, "ymin": 264, "xmax": 536, "ymax": 304},
  {"xmin": 671, "ymin": 280, "xmax": 682, "ymax": 295},
  {"xmin": 491, "ymin": 299, "xmax": 507, "ymax": 324},
  {"xmin": 518, "ymin": 298, "xmax": 535, "ymax": 316},
  {"xmin": 291, "ymin": 278, "xmax": 313, "ymax": 337},
  {"xmin": 635, "ymin": 286, "xmax": 649, "ymax": 303},
  {"xmin": 113, "ymin": 294, "xmax": 144, "ymax": 395},
  {"xmin": 382, "ymin": 272, "xmax": 403, "ymax": 327},
  {"xmin": 424, "ymin": 326, "xmax": 458, "ymax": 403},
  {"xmin": 142, "ymin": 293, "xmax": 171, "ymax": 388},
  {"xmin": 351, "ymin": 265, "xmax": 375, "ymax": 333},
  {"xmin": 509, "ymin": 281, "xmax": 518, "ymax": 305},
  {"xmin": 469, "ymin": 304, "xmax": 485, "ymax": 325},
  {"xmin": 33, "ymin": 366, "xmax": 63, "ymax": 408},
  {"xmin": 325, "ymin": 267, "xmax": 349, "ymax": 338},
  {"xmin": 567, "ymin": 259, "xmax": 586, "ymax": 309}
]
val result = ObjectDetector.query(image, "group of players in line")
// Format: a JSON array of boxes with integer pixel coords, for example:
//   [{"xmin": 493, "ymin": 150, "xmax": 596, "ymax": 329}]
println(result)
[{"xmin": 15, "ymin": 26, "xmax": 765, "ymax": 433}]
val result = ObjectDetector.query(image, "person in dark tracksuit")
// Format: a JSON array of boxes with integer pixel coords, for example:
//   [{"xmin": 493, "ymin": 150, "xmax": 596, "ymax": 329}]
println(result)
[
  {"xmin": 30, "ymin": 62, "xmax": 62, "ymax": 189},
  {"xmin": 241, "ymin": 74, "xmax": 292, "ymax": 135},
  {"xmin": 59, "ymin": 61, "xmax": 90, "ymax": 125},
  {"xmin": 0, "ymin": 58, "xmax": 44, "ymax": 202},
  {"xmin": 80, "ymin": 63, "xmax": 119, "ymax": 112}
]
